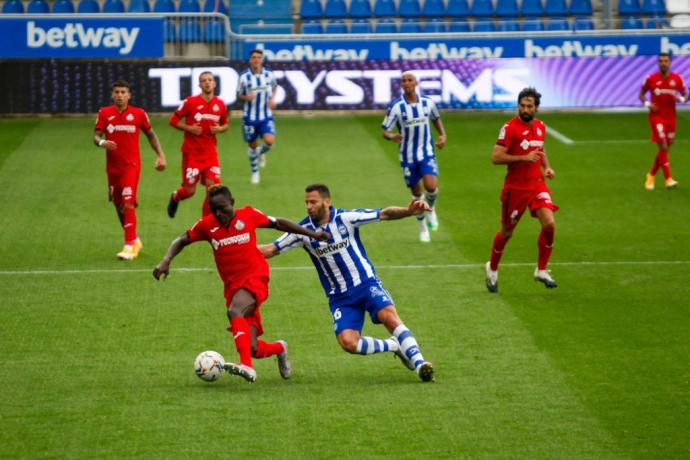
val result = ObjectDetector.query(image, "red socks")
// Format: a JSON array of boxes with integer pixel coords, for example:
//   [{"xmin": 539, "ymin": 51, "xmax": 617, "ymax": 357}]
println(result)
[
  {"xmin": 254, "ymin": 340, "xmax": 285, "ymax": 359},
  {"xmin": 202, "ymin": 195, "xmax": 211, "ymax": 216},
  {"xmin": 651, "ymin": 149, "xmax": 671, "ymax": 179},
  {"xmin": 230, "ymin": 317, "xmax": 253, "ymax": 367},
  {"xmin": 489, "ymin": 231, "xmax": 508, "ymax": 271},
  {"xmin": 537, "ymin": 227, "xmax": 555, "ymax": 270},
  {"xmin": 122, "ymin": 206, "xmax": 137, "ymax": 243},
  {"xmin": 174, "ymin": 187, "xmax": 193, "ymax": 202}
]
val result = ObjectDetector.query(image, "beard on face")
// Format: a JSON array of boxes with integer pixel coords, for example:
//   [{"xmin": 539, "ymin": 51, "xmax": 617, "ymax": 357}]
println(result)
[{"xmin": 519, "ymin": 112, "xmax": 533, "ymax": 123}]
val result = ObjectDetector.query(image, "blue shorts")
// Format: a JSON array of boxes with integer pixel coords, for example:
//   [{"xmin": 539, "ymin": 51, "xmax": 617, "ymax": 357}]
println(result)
[
  {"xmin": 402, "ymin": 156, "xmax": 438, "ymax": 188},
  {"xmin": 242, "ymin": 118, "xmax": 276, "ymax": 144},
  {"xmin": 328, "ymin": 280, "xmax": 394, "ymax": 336}
]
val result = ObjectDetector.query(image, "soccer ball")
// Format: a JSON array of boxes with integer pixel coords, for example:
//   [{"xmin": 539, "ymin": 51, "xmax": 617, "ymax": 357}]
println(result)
[{"xmin": 194, "ymin": 351, "xmax": 225, "ymax": 382}]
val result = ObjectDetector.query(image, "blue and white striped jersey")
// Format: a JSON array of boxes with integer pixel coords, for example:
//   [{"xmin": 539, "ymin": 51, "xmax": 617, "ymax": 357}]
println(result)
[
  {"xmin": 236, "ymin": 67, "xmax": 277, "ymax": 123},
  {"xmin": 273, "ymin": 206, "xmax": 381, "ymax": 297},
  {"xmin": 382, "ymin": 95, "xmax": 440, "ymax": 165}
]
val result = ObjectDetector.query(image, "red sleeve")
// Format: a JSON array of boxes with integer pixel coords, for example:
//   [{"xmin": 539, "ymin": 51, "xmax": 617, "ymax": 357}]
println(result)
[
  {"xmin": 642, "ymin": 75, "xmax": 652, "ymax": 92},
  {"xmin": 496, "ymin": 123, "xmax": 512, "ymax": 148},
  {"xmin": 678, "ymin": 75, "xmax": 686, "ymax": 94},
  {"xmin": 187, "ymin": 218, "xmax": 208, "ymax": 242},
  {"xmin": 94, "ymin": 109, "xmax": 105, "ymax": 131},
  {"xmin": 140, "ymin": 109, "xmax": 152, "ymax": 133},
  {"xmin": 247, "ymin": 207, "xmax": 272, "ymax": 228},
  {"xmin": 220, "ymin": 103, "xmax": 228, "ymax": 126},
  {"xmin": 170, "ymin": 98, "xmax": 188, "ymax": 127}
]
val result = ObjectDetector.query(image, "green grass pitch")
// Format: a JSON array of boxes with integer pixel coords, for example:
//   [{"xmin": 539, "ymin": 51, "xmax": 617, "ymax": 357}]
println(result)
[{"xmin": 1, "ymin": 111, "xmax": 689, "ymax": 458}]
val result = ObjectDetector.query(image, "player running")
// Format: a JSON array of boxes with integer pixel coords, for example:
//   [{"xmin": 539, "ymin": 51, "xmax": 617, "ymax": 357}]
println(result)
[
  {"xmin": 154, "ymin": 185, "xmax": 329, "ymax": 383},
  {"xmin": 260, "ymin": 183, "xmax": 435, "ymax": 383},
  {"xmin": 94, "ymin": 80, "xmax": 167, "ymax": 260},
  {"xmin": 484, "ymin": 87, "xmax": 558, "ymax": 293},
  {"xmin": 640, "ymin": 53, "xmax": 687, "ymax": 190},
  {"xmin": 167, "ymin": 71, "xmax": 229, "ymax": 218}
]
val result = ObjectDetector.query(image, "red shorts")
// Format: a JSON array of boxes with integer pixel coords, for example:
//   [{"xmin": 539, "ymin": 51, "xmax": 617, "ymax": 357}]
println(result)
[
  {"xmin": 107, "ymin": 168, "xmax": 140, "ymax": 207},
  {"xmin": 181, "ymin": 150, "xmax": 221, "ymax": 187},
  {"xmin": 224, "ymin": 276, "xmax": 269, "ymax": 337},
  {"xmin": 649, "ymin": 117, "xmax": 676, "ymax": 145},
  {"xmin": 501, "ymin": 182, "xmax": 558, "ymax": 229}
]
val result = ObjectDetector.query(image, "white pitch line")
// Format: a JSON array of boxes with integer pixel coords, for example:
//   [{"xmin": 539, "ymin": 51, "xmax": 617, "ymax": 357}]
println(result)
[
  {"xmin": 546, "ymin": 125, "xmax": 575, "ymax": 145},
  {"xmin": 1, "ymin": 260, "xmax": 689, "ymax": 276}
]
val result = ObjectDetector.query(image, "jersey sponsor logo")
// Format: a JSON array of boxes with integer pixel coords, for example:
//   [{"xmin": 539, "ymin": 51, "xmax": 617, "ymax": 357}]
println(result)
[
  {"xmin": 26, "ymin": 21, "xmax": 140, "ymax": 55},
  {"xmin": 194, "ymin": 113, "xmax": 222, "ymax": 122},
  {"xmin": 211, "ymin": 232, "xmax": 250, "ymax": 250},
  {"xmin": 106, "ymin": 124, "xmax": 136, "ymax": 133},
  {"xmin": 403, "ymin": 118, "xmax": 427, "ymax": 127},
  {"xmin": 234, "ymin": 220, "xmax": 245, "ymax": 231},
  {"xmin": 654, "ymin": 88, "xmax": 678, "ymax": 96},
  {"xmin": 313, "ymin": 239, "xmax": 350, "ymax": 256},
  {"xmin": 520, "ymin": 139, "xmax": 544, "ymax": 149}
]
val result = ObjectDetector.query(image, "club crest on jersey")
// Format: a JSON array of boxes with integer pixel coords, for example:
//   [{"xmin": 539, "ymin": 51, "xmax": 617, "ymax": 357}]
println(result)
[
  {"xmin": 671, "ymin": 80, "xmax": 677, "ymax": 87},
  {"xmin": 126, "ymin": 114, "xmax": 134, "ymax": 121},
  {"xmin": 338, "ymin": 225, "xmax": 347, "ymax": 236},
  {"xmin": 234, "ymin": 220, "xmax": 245, "ymax": 231},
  {"xmin": 212, "ymin": 104, "xmax": 219, "ymax": 112},
  {"xmin": 369, "ymin": 284, "xmax": 387, "ymax": 298}
]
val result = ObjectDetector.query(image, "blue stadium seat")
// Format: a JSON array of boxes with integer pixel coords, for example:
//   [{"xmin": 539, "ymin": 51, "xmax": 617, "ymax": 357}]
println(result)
[
  {"xmin": 520, "ymin": 0, "xmax": 543, "ymax": 16},
  {"xmin": 128, "ymin": 0, "xmax": 151, "ymax": 12},
  {"xmin": 103, "ymin": 0, "xmax": 125, "ymax": 12},
  {"xmin": 642, "ymin": 0, "xmax": 666, "ymax": 15},
  {"xmin": 546, "ymin": 17, "xmax": 569, "ymax": 30},
  {"xmin": 179, "ymin": 20, "xmax": 202, "ymax": 41},
  {"xmin": 203, "ymin": 0, "xmax": 228, "ymax": 14},
  {"xmin": 448, "ymin": 19, "xmax": 471, "ymax": 31},
  {"xmin": 153, "ymin": 0, "xmax": 175, "ymax": 12},
  {"xmin": 495, "ymin": 0, "xmax": 518, "ymax": 17},
  {"xmin": 27, "ymin": 0, "xmax": 50, "ymax": 13},
  {"xmin": 301, "ymin": 0, "xmax": 323, "ymax": 18},
  {"xmin": 568, "ymin": 0, "xmax": 592, "ymax": 16},
  {"xmin": 447, "ymin": 0, "xmax": 470, "ymax": 16},
  {"xmin": 400, "ymin": 19, "xmax": 422, "ymax": 32},
  {"xmin": 373, "ymin": 0, "xmax": 397, "ymax": 16},
  {"xmin": 325, "ymin": 0, "xmax": 347, "ymax": 18},
  {"xmin": 302, "ymin": 20, "xmax": 324, "ymax": 33},
  {"xmin": 2, "ymin": 0, "xmax": 24, "ymax": 13},
  {"xmin": 178, "ymin": 0, "xmax": 200, "ymax": 12},
  {"xmin": 422, "ymin": 0, "xmax": 445, "ymax": 16},
  {"xmin": 620, "ymin": 16, "xmax": 643, "ymax": 28},
  {"xmin": 522, "ymin": 18, "xmax": 545, "ymax": 30},
  {"xmin": 399, "ymin": 0, "xmax": 421, "ymax": 17},
  {"xmin": 618, "ymin": 0, "xmax": 641, "ymax": 15},
  {"xmin": 204, "ymin": 20, "xmax": 225, "ymax": 41},
  {"xmin": 544, "ymin": 0, "xmax": 567, "ymax": 16},
  {"xmin": 77, "ymin": 0, "xmax": 100, "ymax": 12},
  {"xmin": 470, "ymin": 0, "xmax": 494, "ymax": 17},
  {"xmin": 498, "ymin": 18, "xmax": 520, "ymax": 30},
  {"xmin": 573, "ymin": 17, "xmax": 594, "ymax": 30},
  {"xmin": 350, "ymin": 19, "xmax": 373, "ymax": 32},
  {"xmin": 53, "ymin": 0, "xmax": 75, "ymax": 13},
  {"xmin": 473, "ymin": 18, "xmax": 495, "ymax": 31},
  {"xmin": 374, "ymin": 18, "xmax": 398, "ymax": 32},
  {"xmin": 646, "ymin": 16, "xmax": 668, "ymax": 27},
  {"xmin": 349, "ymin": 0, "xmax": 372, "ymax": 18},
  {"xmin": 423, "ymin": 18, "xmax": 447, "ymax": 32},
  {"xmin": 164, "ymin": 20, "xmax": 177, "ymax": 41},
  {"xmin": 326, "ymin": 19, "xmax": 348, "ymax": 32}
]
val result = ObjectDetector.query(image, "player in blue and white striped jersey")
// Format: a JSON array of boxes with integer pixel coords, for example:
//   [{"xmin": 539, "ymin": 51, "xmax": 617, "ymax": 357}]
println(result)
[
  {"xmin": 259, "ymin": 184, "xmax": 435, "ymax": 382},
  {"xmin": 382, "ymin": 72, "xmax": 447, "ymax": 243},
  {"xmin": 237, "ymin": 49, "xmax": 278, "ymax": 185}
]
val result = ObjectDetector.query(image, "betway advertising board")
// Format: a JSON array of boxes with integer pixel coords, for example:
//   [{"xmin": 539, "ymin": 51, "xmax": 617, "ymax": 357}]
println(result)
[
  {"xmin": 0, "ymin": 17, "xmax": 163, "ymax": 58},
  {"xmin": 246, "ymin": 34, "xmax": 690, "ymax": 61}
]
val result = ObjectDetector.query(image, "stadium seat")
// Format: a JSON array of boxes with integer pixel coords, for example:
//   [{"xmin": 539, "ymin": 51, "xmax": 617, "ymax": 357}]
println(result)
[
  {"xmin": 642, "ymin": 0, "xmax": 666, "ymax": 15},
  {"xmin": 27, "ymin": 0, "xmax": 50, "ymax": 13},
  {"xmin": 178, "ymin": 0, "xmax": 200, "ymax": 13},
  {"xmin": 325, "ymin": 0, "xmax": 347, "ymax": 18},
  {"xmin": 498, "ymin": 18, "xmax": 520, "ymax": 30},
  {"xmin": 544, "ymin": 0, "xmax": 567, "ymax": 16},
  {"xmin": 447, "ymin": 0, "xmax": 470, "ymax": 16},
  {"xmin": 646, "ymin": 16, "xmax": 669, "ymax": 27},
  {"xmin": 470, "ymin": 0, "xmax": 494, "ymax": 17},
  {"xmin": 203, "ymin": 0, "xmax": 228, "ymax": 14},
  {"xmin": 422, "ymin": 0, "xmax": 445, "ymax": 16},
  {"xmin": 568, "ymin": 0, "xmax": 592, "ymax": 15},
  {"xmin": 618, "ymin": 0, "xmax": 641, "ymax": 15},
  {"xmin": 522, "ymin": 18, "xmax": 545, "ymax": 30},
  {"xmin": 302, "ymin": 20, "xmax": 324, "ymax": 33},
  {"xmin": 423, "ymin": 18, "xmax": 447, "ymax": 32},
  {"xmin": 520, "ymin": 0, "xmax": 544, "ymax": 16},
  {"xmin": 77, "ymin": 0, "xmax": 100, "ymax": 12},
  {"xmin": 301, "ymin": 0, "xmax": 323, "ymax": 18},
  {"xmin": 473, "ymin": 18, "xmax": 495, "ymax": 31},
  {"xmin": 495, "ymin": 0, "xmax": 518, "ymax": 17},
  {"xmin": 350, "ymin": 19, "xmax": 373, "ymax": 32},
  {"xmin": 448, "ymin": 19, "xmax": 471, "ymax": 31},
  {"xmin": 373, "ymin": 0, "xmax": 397, "ymax": 16},
  {"xmin": 153, "ymin": 0, "xmax": 175, "ymax": 12},
  {"xmin": 2, "ymin": 0, "xmax": 24, "ymax": 13},
  {"xmin": 53, "ymin": 0, "xmax": 75, "ymax": 13},
  {"xmin": 620, "ymin": 16, "xmax": 643, "ymax": 28},
  {"xmin": 349, "ymin": 0, "xmax": 372, "ymax": 18},
  {"xmin": 179, "ymin": 20, "xmax": 202, "ymax": 41},
  {"xmin": 128, "ymin": 0, "xmax": 151, "ymax": 12},
  {"xmin": 573, "ymin": 17, "xmax": 594, "ymax": 29},
  {"xmin": 546, "ymin": 17, "xmax": 570, "ymax": 30},
  {"xmin": 204, "ymin": 20, "xmax": 225, "ymax": 41},
  {"xmin": 374, "ymin": 18, "xmax": 398, "ymax": 32},
  {"xmin": 102, "ymin": 0, "xmax": 125, "ymax": 12},
  {"xmin": 326, "ymin": 19, "xmax": 348, "ymax": 32},
  {"xmin": 398, "ymin": 0, "xmax": 421, "ymax": 17},
  {"xmin": 163, "ymin": 20, "xmax": 177, "ymax": 40},
  {"xmin": 400, "ymin": 19, "xmax": 422, "ymax": 32}
]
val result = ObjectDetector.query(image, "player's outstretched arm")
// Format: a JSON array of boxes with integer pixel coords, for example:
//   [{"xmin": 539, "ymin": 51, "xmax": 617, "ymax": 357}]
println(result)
[
  {"xmin": 153, "ymin": 233, "xmax": 192, "ymax": 280},
  {"xmin": 144, "ymin": 129, "xmax": 167, "ymax": 171},
  {"xmin": 380, "ymin": 200, "xmax": 430, "ymax": 221},
  {"xmin": 273, "ymin": 218, "xmax": 331, "ymax": 241},
  {"xmin": 258, "ymin": 243, "xmax": 279, "ymax": 259}
]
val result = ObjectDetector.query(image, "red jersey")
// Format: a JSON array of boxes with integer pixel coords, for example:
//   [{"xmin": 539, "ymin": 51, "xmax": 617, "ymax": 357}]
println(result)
[
  {"xmin": 187, "ymin": 206, "xmax": 274, "ymax": 289},
  {"xmin": 95, "ymin": 105, "xmax": 151, "ymax": 174},
  {"xmin": 170, "ymin": 94, "xmax": 228, "ymax": 154},
  {"xmin": 496, "ymin": 116, "xmax": 547, "ymax": 191},
  {"xmin": 642, "ymin": 72, "xmax": 686, "ymax": 120}
]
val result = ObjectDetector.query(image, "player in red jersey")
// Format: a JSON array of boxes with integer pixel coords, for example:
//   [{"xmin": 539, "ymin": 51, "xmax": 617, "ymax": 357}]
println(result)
[
  {"xmin": 94, "ymin": 80, "xmax": 167, "ymax": 260},
  {"xmin": 153, "ymin": 185, "xmax": 330, "ymax": 383},
  {"xmin": 640, "ymin": 53, "xmax": 687, "ymax": 190},
  {"xmin": 484, "ymin": 87, "xmax": 558, "ymax": 293},
  {"xmin": 167, "ymin": 71, "xmax": 229, "ymax": 218}
]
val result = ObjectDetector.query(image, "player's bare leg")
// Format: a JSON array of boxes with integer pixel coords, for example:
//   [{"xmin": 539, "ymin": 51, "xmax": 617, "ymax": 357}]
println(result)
[
  {"xmin": 168, "ymin": 184, "xmax": 196, "ymax": 218},
  {"xmin": 534, "ymin": 208, "xmax": 557, "ymax": 288}
]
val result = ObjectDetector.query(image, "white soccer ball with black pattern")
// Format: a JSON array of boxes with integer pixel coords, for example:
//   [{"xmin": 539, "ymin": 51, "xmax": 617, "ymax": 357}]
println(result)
[{"xmin": 194, "ymin": 351, "xmax": 225, "ymax": 382}]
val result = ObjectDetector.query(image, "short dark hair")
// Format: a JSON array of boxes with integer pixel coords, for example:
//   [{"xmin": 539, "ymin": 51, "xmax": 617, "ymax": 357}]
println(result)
[
  {"xmin": 518, "ymin": 87, "xmax": 541, "ymax": 107},
  {"xmin": 659, "ymin": 52, "xmax": 672, "ymax": 60},
  {"xmin": 198, "ymin": 71, "xmax": 214, "ymax": 82},
  {"xmin": 305, "ymin": 183, "xmax": 330, "ymax": 198},
  {"xmin": 111, "ymin": 80, "xmax": 131, "ymax": 91},
  {"xmin": 249, "ymin": 49, "xmax": 263, "ymax": 58},
  {"xmin": 208, "ymin": 184, "xmax": 233, "ymax": 202}
]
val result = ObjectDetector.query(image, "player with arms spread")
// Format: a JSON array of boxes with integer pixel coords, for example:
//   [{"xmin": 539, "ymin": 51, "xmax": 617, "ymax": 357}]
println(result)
[
  {"xmin": 485, "ymin": 87, "xmax": 558, "ymax": 293},
  {"xmin": 640, "ymin": 52, "xmax": 687, "ymax": 190},
  {"xmin": 167, "ymin": 71, "xmax": 229, "ymax": 218},
  {"xmin": 260, "ymin": 183, "xmax": 435, "ymax": 383},
  {"xmin": 94, "ymin": 80, "xmax": 166, "ymax": 260},
  {"xmin": 154, "ymin": 185, "xmax": 330, "ymax": 383}
]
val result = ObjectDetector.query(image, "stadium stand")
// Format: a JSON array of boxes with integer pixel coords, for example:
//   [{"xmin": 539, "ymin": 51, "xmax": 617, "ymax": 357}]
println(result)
[
  {"xmin": 326, "ymin": 18, "xmax": 349, "ymax": 31},
  {"xmin": 546, "ymin": 17, "xmax": 570, "ymax": 29},
  {"xmin": 642, "ymin": 0, "xmax": 666, "ymax": 14},
  {"xmin": 520, "ymin": 0, "xmax": 544, "ymax": 16},
  {"xmin": 569, "ymin": 0, "xmax": 592, "ymax": 15},
  {"xmin": 495, "ymin": 0, "xmax": 519, "ymax": 17},
  {"xmin": 203, "ymin": 0, "xmax": 228, "ymax": 14},
  {"xmin": 153, "ymin": 0, "xmax": 175, "ymax": 12},
  {"xmin": 373, "ymin": 0, "xmax": 397, "ymax": 16},
  {"xmin": 374, "ymin": 17, "xmax": 398, "ymax": 32},
  {"xmin": 447, "ymin": 0, "xmax": 470, "ymax": 16},
  {"xmin": 618, "ymin": 0, "xmax": 642, "ymax": 15},
  {"xmin": 303, "ymin": 19, "xmax": 324, "ymax": 32},
  {"xmin": 103, "ymin": 0, "xmax": 125, "ymax": 12},
  {"xmin": 178, "ymin": 0, "xmax": 200, "ymax": 13},
  {"xmin": 128, "ymin": 0, "xmax": 150, "ymax": 12},
  {"xmin": 53, "ymin": 0, "xmax": 75, "ymax": 13},
  {"xmin": 470, "ymin": 0, "xmax": 494, "ymax": 17},
  {"xmin": 473, "ymin": 18, "xmax": 495, "ymax": 30},
  {"xmin": 325, "ymin": 0, "xmax": 347, "ymax": 17},
  {"xmin": 399, "ymin": 0, "xmax": 421, "ymax": 17},
  {"xmin": 350, "ymin": 18, "xmax": 373, "ymax": 31},
  {"xmin": 620, "ymin": 15, "xmax": 644, "ymax": 27},
  {"xmin": 349, "ymin": 0, "xmax": 372, "ymax": 16},
  {"xmin": 424, "ymin": 17, "xmax": 447, "ymax": 31},
  {"xmin": 400, "ymin": 18, "xmax": 422, "ymax": 31},
  {"xmin": 448, "ymin": 19, "xmax": 471, "ymax": 30},
  {"xmin": 422, "ymin": 0, "xmax": 445, "ymax": 16},
  {"xmin": 545, "ymin": 0, "xmax": 568, "ymax": 16},
  {"xmin": 27, "ymin": 0, "xmax": 49, "ymax": 13},
  {"xmin": 573, "ymin": 16, "xmax": 595, "ymax": 29},
  {"xmin": 76, "ymin": 0, "xmax": 100, "ymax": 12},
  {"xmin": 300, "ymin": 0, "xmax": 323, "ymax": 18},
  {"xmin": 2, "ymin": 0, "xmax": 24, "ymax": 12}
]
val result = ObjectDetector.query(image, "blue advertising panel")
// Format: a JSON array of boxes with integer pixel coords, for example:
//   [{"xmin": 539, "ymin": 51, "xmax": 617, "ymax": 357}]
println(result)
[
  {"xmin": 0, "ymin": 17, "xmax": 164, "ymax": 58},
  {"xmin": 244, "ymin": 34, "xmax": 690, "ymax": 61}
]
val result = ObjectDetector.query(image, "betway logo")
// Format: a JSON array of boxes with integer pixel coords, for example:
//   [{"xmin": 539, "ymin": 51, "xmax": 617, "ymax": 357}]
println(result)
[
  {"xmin": 313, "ymin": 240, "xmax": 349, "ymax": 256},
  {"xmin": 391, "ymin": 41, "xmax": 503, "ymax": 59},
  {"xmin": 525, "ymin": 39, "xmax": 638, "ymax": 57},
  {"xmin": 257, "ymin": 43, "xmax": 368, "ymax": 61},
  {"xmin": 211, "ymin": 233, "xmax": 250, "ymax": 250},
  {"xmin": 660, "ymin": 37, "xmax": 690, "ymax": 55},
  {"xmin": 26, "ymin": 21, "xmax": 139, "ymax": 55}
]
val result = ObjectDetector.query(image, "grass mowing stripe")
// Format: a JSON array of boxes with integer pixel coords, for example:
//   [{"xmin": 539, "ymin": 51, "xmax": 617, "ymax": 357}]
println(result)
[
  {"xmin": 0, "ymin": 119, "xmax": 40, "ymax": 170},
  {"xmin": 545, "ymin": 124, "xmax": 574, "ymax": 145}
]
